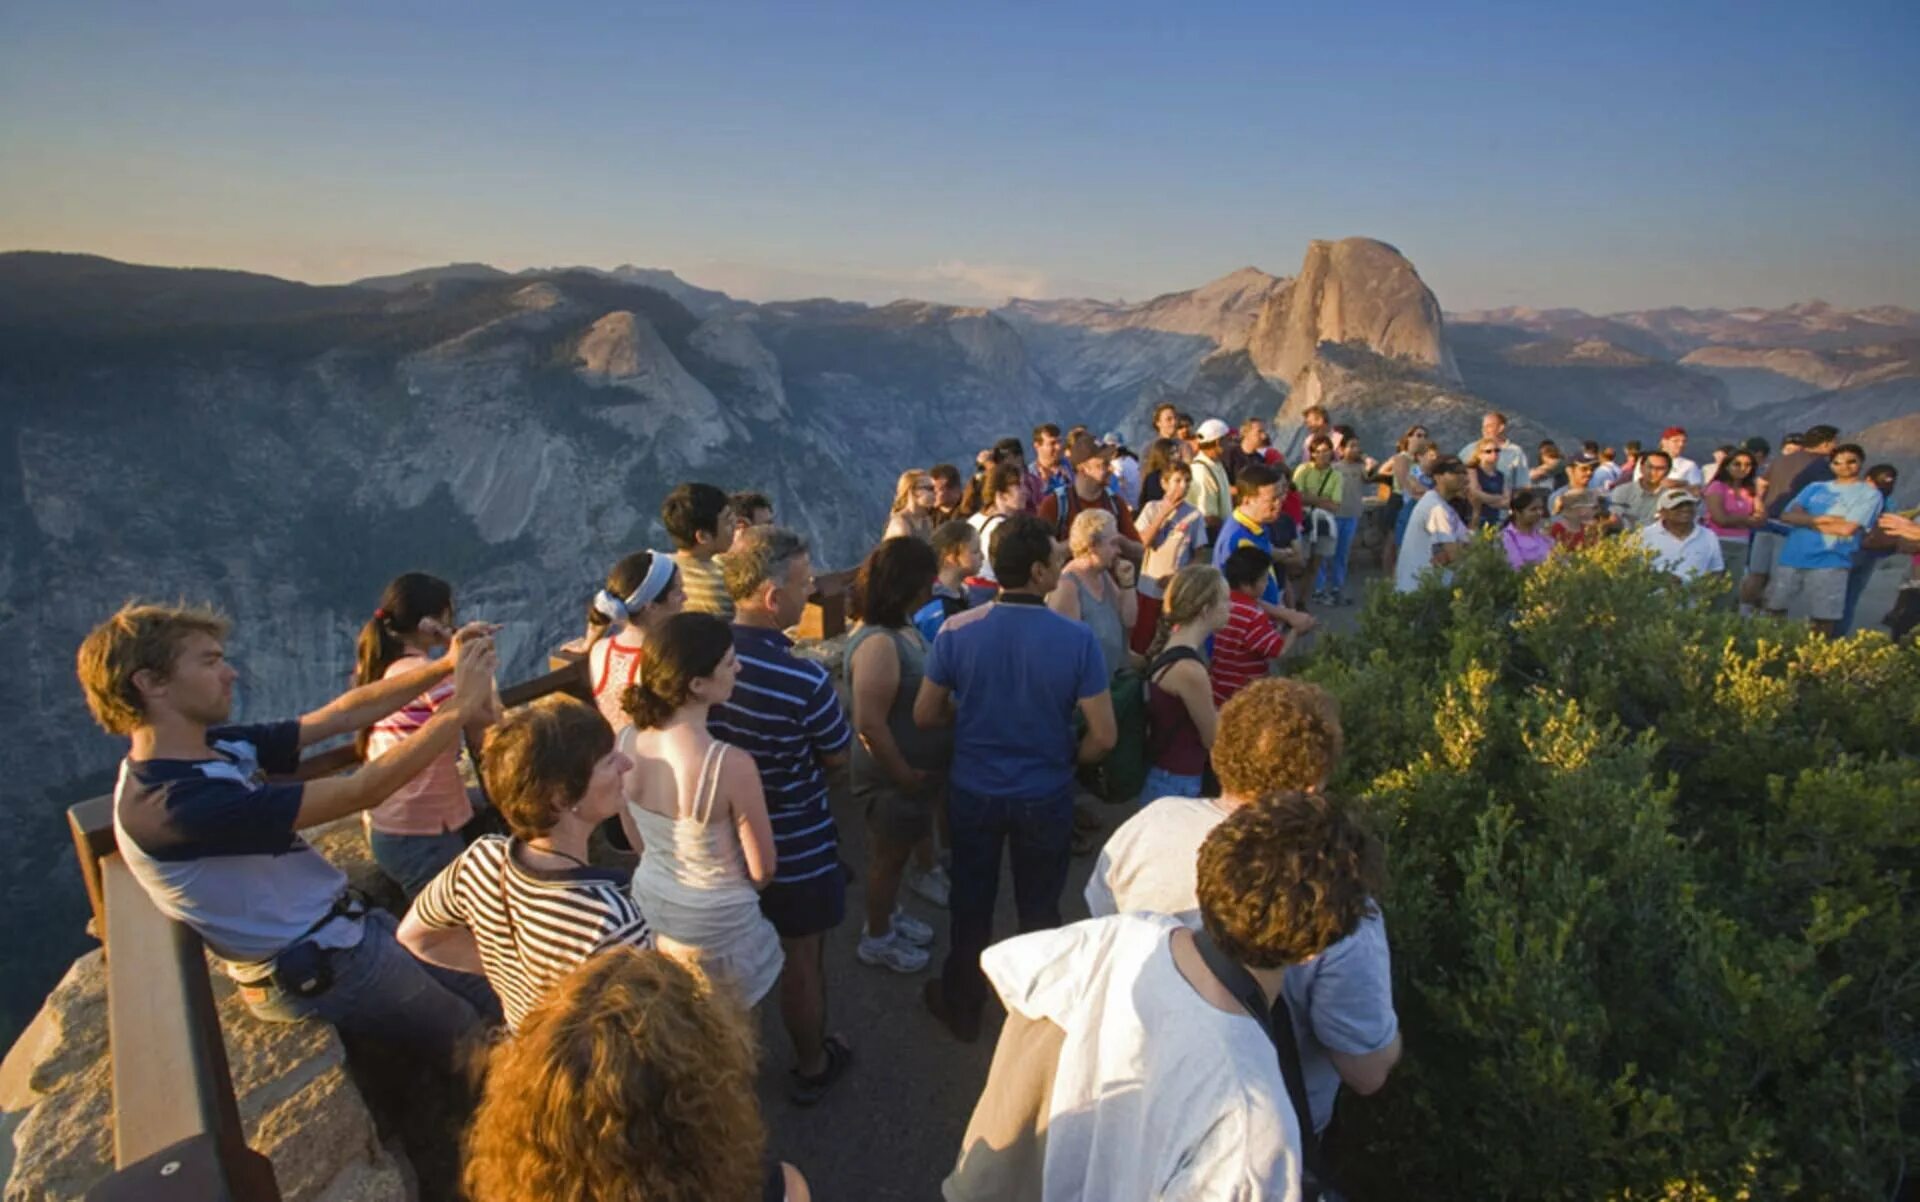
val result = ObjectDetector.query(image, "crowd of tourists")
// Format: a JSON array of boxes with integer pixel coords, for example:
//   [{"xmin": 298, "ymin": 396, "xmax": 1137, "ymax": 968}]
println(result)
[{"xmin": 76, "ymin": 399, "xmax": 1917, "ymax": 1201}]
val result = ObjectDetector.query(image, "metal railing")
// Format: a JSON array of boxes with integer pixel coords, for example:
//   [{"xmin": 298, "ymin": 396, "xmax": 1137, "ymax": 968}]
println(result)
[{"xmin": 63, "ymin": 569, "xmax": 856, "ymax": 1200}]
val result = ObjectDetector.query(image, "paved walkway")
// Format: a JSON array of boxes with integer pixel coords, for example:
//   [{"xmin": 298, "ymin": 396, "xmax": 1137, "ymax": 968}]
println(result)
[{"xmin": 751, "ymin": 564, "xmax": 1378, "ymax": 1199}]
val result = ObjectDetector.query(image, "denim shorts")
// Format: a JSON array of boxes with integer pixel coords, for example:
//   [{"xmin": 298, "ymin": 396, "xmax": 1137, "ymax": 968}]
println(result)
[{"xmin": 1139, "ymin": 765, "xmax": 1204, "ymax": 806}]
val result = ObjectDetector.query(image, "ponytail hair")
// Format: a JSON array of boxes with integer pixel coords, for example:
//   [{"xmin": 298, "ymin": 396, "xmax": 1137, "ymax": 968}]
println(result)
[
  {"xmin": 1144, "ymin": 564, "xmax": 1227, "ymax": 662},
  {"xmin": 585, "ymin": 550, "xmax": 680, "ymax": 650},
  {"xmin": 621, "ymin": 613, "xmax": 733, "ymax": 730},
  {"xmin": 354, "ymin": 572, "xmax": 454, "ymax": 757}
]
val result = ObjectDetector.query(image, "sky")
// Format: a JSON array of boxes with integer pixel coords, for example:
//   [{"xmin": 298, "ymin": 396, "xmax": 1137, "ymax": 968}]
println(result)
[{"xmin": 2, "ymin": 0, "xmax": 1916, "ymax": 313}]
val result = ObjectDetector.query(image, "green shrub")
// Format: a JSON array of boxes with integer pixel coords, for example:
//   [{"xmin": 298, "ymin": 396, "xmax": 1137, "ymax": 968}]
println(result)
[{"xmin": 1301, "ymin": 535, "xmax": 1920, "ymax": 1200}]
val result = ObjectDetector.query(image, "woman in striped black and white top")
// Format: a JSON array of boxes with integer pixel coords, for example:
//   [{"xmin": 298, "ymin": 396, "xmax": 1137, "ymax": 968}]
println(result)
[{"xmin": 399, "ymin": 695, "xmax": 655, "ymax": 1032}]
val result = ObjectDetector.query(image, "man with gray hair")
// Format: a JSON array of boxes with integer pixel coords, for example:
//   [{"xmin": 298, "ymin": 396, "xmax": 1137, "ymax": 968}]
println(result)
[{"xmin": 708, "ymin": 524, "xmax": 858, "ymax": 1104}]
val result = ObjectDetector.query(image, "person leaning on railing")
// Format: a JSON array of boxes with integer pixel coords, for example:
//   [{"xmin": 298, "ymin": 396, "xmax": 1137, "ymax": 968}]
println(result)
[{"xmin": 76, "ymin": 601, "xmax": 503, "ymax": 1065}]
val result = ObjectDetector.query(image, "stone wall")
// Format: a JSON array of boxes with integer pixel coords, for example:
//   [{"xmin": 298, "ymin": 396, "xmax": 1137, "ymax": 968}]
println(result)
[{"xmin": 2, "ymin": 819, "xmax": 412, "ymax": 1202}]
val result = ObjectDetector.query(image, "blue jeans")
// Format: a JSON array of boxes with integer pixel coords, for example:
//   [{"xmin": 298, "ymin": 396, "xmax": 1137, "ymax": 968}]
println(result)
[
  {"xmin": 941, "ymin": 786, "xmax": 1075, "ymax": 1017},
  {"xmin": 242, "ymin": 910, "xmax": 498, "ymax": 1064},
  {"xmin": 1316, "ymin": 515, "xmax": 1360, "ymax": 594},
  {"xmin": 369, "ymin": 828, "xmax": 466, "ymax": 899},
  {"xmin": 1138, "ymin": 765, "xmax": 1204, "ymax": 806}
]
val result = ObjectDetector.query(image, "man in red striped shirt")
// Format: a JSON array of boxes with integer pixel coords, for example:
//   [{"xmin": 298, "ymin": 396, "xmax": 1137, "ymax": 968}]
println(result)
[{"xmin": 1211, "ymin": 546, "xmax": 1312, "ymax": 706}]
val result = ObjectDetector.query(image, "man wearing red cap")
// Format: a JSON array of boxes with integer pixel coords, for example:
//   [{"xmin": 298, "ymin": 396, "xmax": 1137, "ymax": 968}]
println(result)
[{"xmin": 1661, "ymin": 427, "xmax": 1704, "ymax": 493}]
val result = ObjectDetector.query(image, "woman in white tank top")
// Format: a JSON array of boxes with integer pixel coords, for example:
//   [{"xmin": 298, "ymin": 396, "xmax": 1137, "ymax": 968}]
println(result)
[
  {"xmin": 583, "ymin": 549, "xmax": 685, "ymax": 733},
  {"xmin": 617, "ymin": 612, "xmax": 783, "ymax": 1008}
]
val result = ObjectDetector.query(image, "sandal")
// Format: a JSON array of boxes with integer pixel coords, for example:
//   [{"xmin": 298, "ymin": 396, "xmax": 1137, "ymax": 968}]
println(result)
[{"xmin": 788, "ymin": 1035, "xmax": 853, "ymax": 1106}]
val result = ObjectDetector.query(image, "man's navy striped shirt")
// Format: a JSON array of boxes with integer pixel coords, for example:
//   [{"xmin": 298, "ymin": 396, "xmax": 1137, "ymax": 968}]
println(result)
[{"xmin": 709, "ymin": 624, "xmax": 853, "ymax": 885}]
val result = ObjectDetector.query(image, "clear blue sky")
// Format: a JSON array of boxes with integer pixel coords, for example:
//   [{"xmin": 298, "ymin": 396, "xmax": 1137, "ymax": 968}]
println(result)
[{"xmin": 2, "ymin": 0, "xmax": 1915, "ymax": 312}]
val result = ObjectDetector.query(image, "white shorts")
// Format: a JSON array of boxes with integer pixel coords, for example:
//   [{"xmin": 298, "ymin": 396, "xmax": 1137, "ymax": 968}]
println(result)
[
  {"xmin": 1746, "ymin": 529, "xmax": 1786, "ymax": 577},
  {"xmin": 1765, "ymin": 564, "xmax": 1847, "ymax": 622}
]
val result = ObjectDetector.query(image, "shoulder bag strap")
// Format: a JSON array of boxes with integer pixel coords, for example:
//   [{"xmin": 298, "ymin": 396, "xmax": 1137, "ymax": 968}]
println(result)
[
  {"xmin": 1192, "ymin": 928, "xmax": 1323, "ymax": 1199},
  {"xmin": 1148, "ymin": 644, "xmax": 1205, "ymax": 683}
]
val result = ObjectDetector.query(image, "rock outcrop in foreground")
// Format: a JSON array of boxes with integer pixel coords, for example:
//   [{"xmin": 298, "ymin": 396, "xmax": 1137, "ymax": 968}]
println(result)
[
  {"xmin": 0, "ymin": 952, "xmax": 408, "ymax": 1202},
  {"xmin": 1, "ymin": 818, "xmax": 410, "ymax": 1202}
]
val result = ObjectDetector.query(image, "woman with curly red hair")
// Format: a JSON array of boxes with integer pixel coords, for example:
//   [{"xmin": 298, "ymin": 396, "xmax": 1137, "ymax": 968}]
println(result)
[{"xmin": 464, "ymin": 947, "xmax": 809, "ymax": 1202}]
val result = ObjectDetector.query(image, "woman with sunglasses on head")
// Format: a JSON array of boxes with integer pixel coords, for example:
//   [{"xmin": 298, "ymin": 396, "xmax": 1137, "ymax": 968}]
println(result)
[
  {"xmin": 356, "ymin": 572, "xmax": 501, "ymax": 898},
  {"xmin": 583, "ymin": 550, "xmax": 685, "ymax": 734},
  {"xmin": 884, "ymin": 469, "xmax": 939, "ymax": 542}
]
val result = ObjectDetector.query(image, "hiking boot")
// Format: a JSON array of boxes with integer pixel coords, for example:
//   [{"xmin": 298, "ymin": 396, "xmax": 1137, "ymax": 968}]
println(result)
[{"xmin": 858, "ymin": 930, "xmax": 930, "ymax": 974}]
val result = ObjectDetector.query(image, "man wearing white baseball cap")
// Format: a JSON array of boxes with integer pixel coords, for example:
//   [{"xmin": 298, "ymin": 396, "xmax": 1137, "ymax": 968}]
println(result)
[
  {"xmin": 1634, "ymin": 488, "xmax": 1724, "ymax": 582},
  {"xmin": 1188, "ymin": 419, "xmax": 1235, "ymax": 545}
]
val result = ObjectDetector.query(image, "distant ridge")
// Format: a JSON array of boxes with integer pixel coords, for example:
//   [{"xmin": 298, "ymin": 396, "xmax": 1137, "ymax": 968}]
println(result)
[{"xmin": 350, "ymin": 261, "xmax": 742, "ymax": 319}]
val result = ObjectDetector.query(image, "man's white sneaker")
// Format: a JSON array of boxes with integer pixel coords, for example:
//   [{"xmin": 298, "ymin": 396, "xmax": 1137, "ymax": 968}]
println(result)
[
  {"xmin": 891, "ymin": 906, "xmax": 935, "ymax": 947},
  {"xmin": 909, "ymin": 864, "xmax": 951, "ymax": 908},
  {"xmin": 857, "ymin": 930, "xmax": 930, "ymax": 974}
]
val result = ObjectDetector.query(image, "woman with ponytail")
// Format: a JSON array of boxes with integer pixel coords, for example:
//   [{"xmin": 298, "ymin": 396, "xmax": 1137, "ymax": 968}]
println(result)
[
  {"xmin": 357, "ymin": 572, "xmax": 499, "ymax": 897},
  {"xmin": 1140, "ymin": 564, "xmax": 1232, "ymax": 804},
  {"xmin": 617, "ymin": 612, "xmax": 783, "ymax": 1008},
  {"xmin": 584, "ymin": 550, "xmax": 684, "ymax": 733}
]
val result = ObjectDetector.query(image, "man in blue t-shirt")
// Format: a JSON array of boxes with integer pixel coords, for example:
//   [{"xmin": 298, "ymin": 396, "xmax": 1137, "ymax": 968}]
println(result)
[
  {"xmin": 915, "ymin": 514, "xmax": 1117, "ymax": 1041},
  {"xmin": 77, "ymin": 601, "xmax": 503, "ymax": 1062},
  {"xmin": 1766, "ymin": 443, "xmax": 1885, "ymax": 635}
]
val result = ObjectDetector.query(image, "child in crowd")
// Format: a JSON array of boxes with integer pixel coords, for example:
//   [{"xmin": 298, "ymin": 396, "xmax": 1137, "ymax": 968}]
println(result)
[
  {"xmin": 1133, "ymin": 460, "xmax": 1206, "ymax": 653},
  {"xmin": 662, "ymin": 482, "xmax": 737, "ymax": 620},
  {"xmin": 914, "ymin": 520, "xmax": 979, "ymax": 642},
  {"xmin": 1212, "ymin": 546, "xmax": 1311, "ymax": 706}
]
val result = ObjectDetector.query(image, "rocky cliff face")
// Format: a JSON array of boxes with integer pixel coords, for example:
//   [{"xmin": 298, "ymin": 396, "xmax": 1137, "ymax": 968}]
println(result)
[
  {"xmin": 1247, "ymin": 238, "xmax": 1461, "ymax": 391},
  {"xmin": 0, "ymin": 254, "xmax": 1053, "ymax": 1040}
]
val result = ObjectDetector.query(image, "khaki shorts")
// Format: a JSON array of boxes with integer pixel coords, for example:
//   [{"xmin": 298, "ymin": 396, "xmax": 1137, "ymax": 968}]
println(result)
[
  {"xmin": 860, "ymin": 782, "xmax": 935, "ymax": 847},
  {"xmin": 1746, "ymin": 529, "xmax": 1786, "ymax": 577},
  {"xmin": 1765, "ymin": 564, "xmax": 1847, "ymax": 622}
]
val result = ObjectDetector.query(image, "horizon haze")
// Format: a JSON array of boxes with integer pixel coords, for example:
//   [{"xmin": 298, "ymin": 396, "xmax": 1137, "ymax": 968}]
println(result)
[{"xmin": 2, "ymin": 1, "xmax": 1916, "ymax": 312}]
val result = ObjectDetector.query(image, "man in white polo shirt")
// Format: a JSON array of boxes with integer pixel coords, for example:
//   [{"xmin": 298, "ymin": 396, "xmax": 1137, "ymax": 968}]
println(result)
[{"xmin": 1635, "ymin": 488, "xmax": 1724, "ymax": 581}]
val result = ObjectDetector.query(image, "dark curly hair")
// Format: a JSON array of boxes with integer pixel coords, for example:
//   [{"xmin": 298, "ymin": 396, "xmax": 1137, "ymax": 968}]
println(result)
[
  {"xmin": 1210, "ymin": 677, "xmax": 1342, "ymax": 798},
  {"xmin": 1197, "ymin": 790, "xmax": 1383, "ymax": 969}
]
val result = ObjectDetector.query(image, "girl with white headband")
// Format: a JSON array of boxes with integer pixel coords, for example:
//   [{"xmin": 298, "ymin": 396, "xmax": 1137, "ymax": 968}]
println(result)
[{"xmin": 584, "ymin": 550, "xmax": 685, "ymax": 733}]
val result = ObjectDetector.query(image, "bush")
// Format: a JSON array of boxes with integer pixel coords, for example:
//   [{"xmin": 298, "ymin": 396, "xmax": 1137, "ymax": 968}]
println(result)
[{"xmin": 1301, "ymin": 534, "xmax": 1920, "ymax": 1200}]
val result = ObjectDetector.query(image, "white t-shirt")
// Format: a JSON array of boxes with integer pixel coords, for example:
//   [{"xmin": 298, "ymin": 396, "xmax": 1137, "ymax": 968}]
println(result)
[
  {"xmin": 1088, "ymin": 796, "xmax": 1400, "ymax": 1134},
  {"xmin": 1668, "ymin": 456, "xmax": 1705, "ymax": 488},
  {"xmin": 1086, "ymin": 795, "xmax": 1234, "ymax": 924},
  {"xmin": 1635, "ymin": 522, "xmax": 1725, "ymax": 580},
  {"xmin": 967, "ymin": 511, "xmax": 1011, "ymax": 584},
  {"xmin": 1395, "ymin": 490, "xmax": 1468, "ymax": 593},
  {"xmin": 1136, "ymin": 499, "xmax": 1204, "ymax": 597},
  {"xmin": 981, "ymin": 913, "xmax": 1301, "ymax": 1202}
]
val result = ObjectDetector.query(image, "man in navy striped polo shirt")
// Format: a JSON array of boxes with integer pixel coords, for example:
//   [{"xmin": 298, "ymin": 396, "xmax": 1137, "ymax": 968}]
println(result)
[{"xmin": 709, "ymin": 524, "xmax": 856, "ymax": 1104}]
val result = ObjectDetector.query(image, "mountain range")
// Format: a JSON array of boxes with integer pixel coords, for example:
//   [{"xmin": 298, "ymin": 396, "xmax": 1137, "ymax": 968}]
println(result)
[{"xmin": 0, "ymin": 238, "xmax": 1915, "ymax": 1040}]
